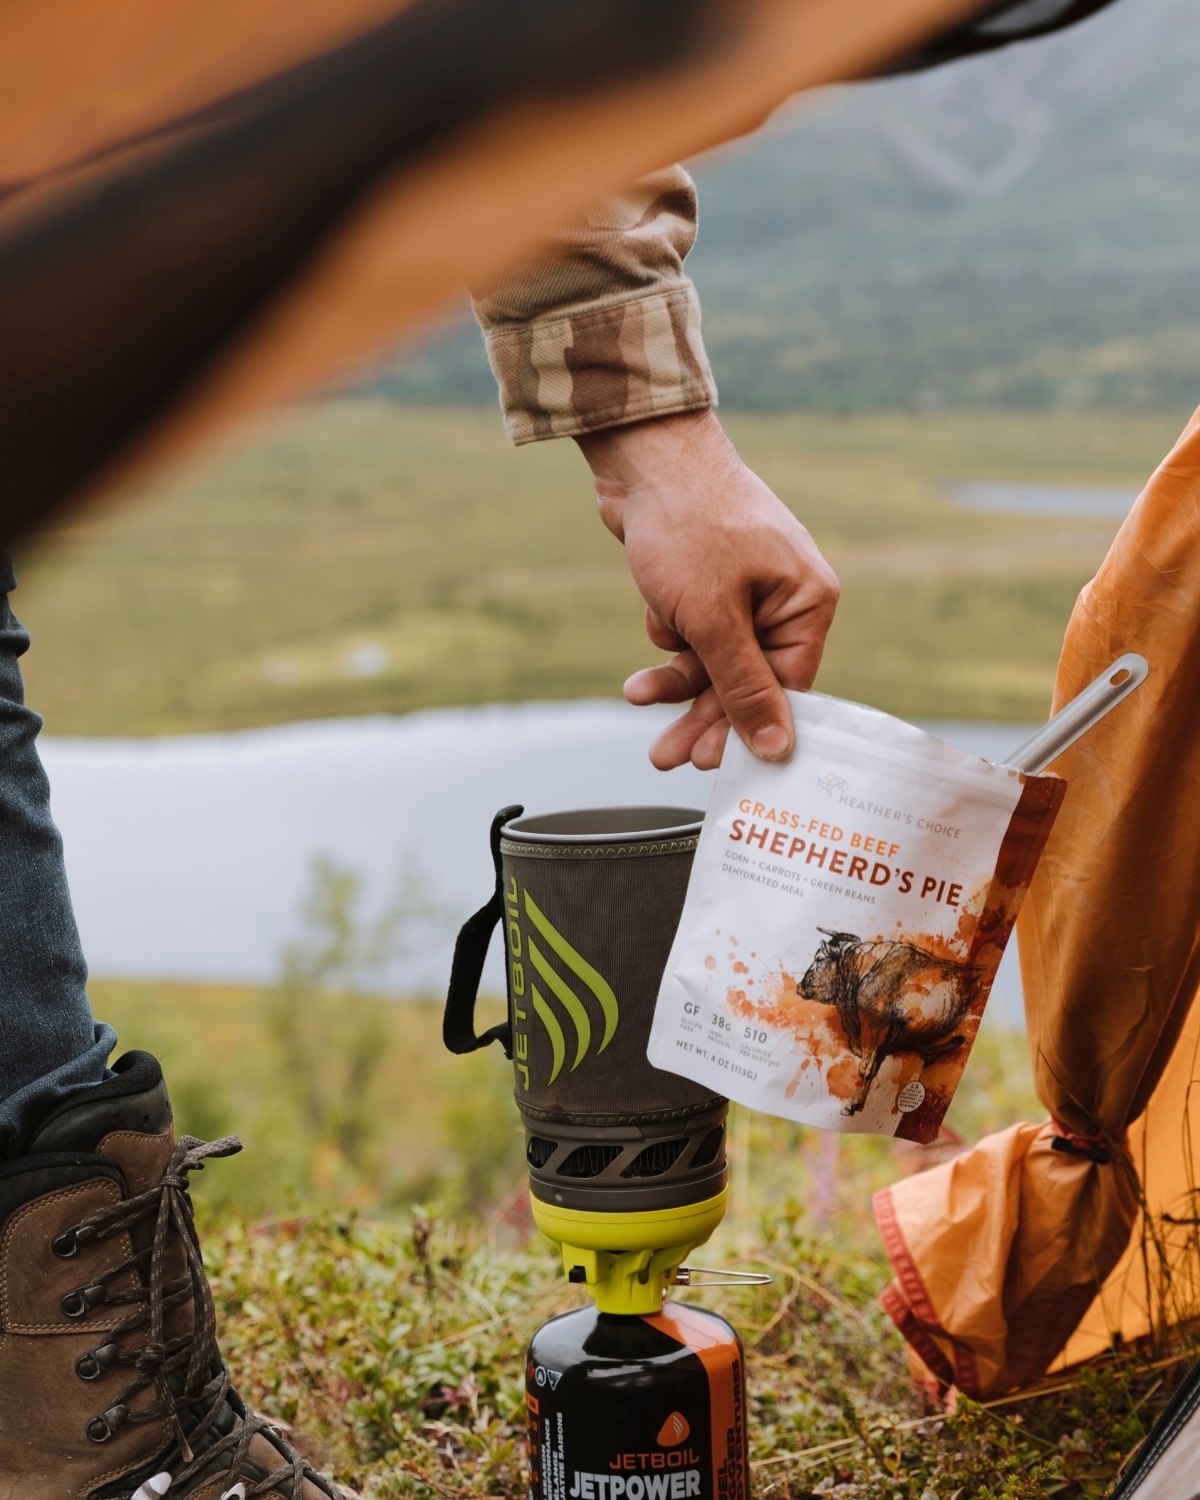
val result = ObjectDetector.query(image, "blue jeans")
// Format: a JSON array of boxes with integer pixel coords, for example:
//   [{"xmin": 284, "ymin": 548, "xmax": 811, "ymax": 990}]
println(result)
[{"xmin": 0, "ymin": 550, "xmax": 115, "ymax": 1156}]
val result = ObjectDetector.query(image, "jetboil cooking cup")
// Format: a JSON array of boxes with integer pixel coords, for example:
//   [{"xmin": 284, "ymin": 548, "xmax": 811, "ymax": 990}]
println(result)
[{"xmin": 445, "ymin": 805, "xmax": 729, "ymax": 1311}]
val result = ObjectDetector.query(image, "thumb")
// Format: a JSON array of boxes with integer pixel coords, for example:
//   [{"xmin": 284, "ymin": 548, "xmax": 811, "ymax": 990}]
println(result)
[{"xmin": 695, "ymin": 618, "xmax": 794, "ymax": 762}]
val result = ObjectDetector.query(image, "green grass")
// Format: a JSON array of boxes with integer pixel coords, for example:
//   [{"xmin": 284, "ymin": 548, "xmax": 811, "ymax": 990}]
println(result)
[
  {"xmin": 94, "ymin": 975, "xmax": 1195, "ymax": 1498},
  {"xmin": 204, "ymin": 1211, "xmax": 1194, "ymax": 1499},
  {"xmin": 14, "ymin": 402, "xmax": 1187, "ymax": 734},
  {"xmin": 92, "ymin": 977, "xmax": 523, "ymax": 1223}
]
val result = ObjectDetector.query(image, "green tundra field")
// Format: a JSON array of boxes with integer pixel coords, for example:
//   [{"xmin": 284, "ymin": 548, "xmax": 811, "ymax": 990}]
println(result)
[{"xmin": 16, "ymin": 401, "xmax": 1187, "ymax": 735}]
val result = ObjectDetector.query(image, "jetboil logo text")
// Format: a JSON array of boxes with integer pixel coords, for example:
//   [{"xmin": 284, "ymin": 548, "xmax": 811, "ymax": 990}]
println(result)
[{"xmin": 505, "ymin": 874, "xmax": 618, "ymax": 1090}]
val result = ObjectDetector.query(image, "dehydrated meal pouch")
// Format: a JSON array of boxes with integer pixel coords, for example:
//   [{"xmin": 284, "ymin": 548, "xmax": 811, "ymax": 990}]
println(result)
[{"xmin": 649, "ymin": 691, "xmax": 1066, "ymax": 1143}]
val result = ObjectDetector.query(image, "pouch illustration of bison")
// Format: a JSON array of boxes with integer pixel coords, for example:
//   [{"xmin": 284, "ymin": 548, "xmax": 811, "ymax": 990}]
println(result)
[{"xmin": 798, "ymin": 928, "xmax": 978, "ymax": 1115}]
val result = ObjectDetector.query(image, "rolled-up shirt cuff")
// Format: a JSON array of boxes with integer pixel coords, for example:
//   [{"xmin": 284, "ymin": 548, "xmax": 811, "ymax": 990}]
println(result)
[{"xmin": 481, "ymin": 281, "xmax": 717, "ymax": 446}]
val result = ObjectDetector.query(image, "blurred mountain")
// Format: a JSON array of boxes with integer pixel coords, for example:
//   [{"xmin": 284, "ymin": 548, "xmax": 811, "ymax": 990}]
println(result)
[{"xmin": 380, "ymin": 0, "xmax": 1200, "ymax": 411}]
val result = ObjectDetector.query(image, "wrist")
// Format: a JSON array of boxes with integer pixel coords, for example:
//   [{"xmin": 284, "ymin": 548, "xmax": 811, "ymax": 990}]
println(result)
[
  {"xmin": 576, "ymin": 409, "xmax": 724, "ymax": 486},
  {"xmin": 577, "ymin": 410, "xmax": 734, "ymax": 537}
]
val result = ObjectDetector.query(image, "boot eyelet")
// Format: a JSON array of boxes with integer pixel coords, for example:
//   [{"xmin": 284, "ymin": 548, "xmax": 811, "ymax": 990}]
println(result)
[
  {"xmin": 76, "ymin": 1343, "xmax": 118, "ymax": 1381},
  {"xmin": 61, "ymin": 1282, "xmax": 106, "ymax": 1318},
  {"xmin": 85, "ymin": 1403, "xmax": 128, "ymax": 1443},
  {"xmin": 52, "ymin": 1224, "xmax": 95, "ymax": 1257}
]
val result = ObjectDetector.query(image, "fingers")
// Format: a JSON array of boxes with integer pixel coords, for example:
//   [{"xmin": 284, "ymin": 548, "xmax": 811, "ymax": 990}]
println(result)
[
  {"xmin": 691, "ymin": 613, "xmax": 794, "ymax": 762},
  {"xmin": 691, "ymin": 568, "xmax": 837, "ymax": 762},
  {"xmin": 630, "ymin": 595, "xmax": 836, "ymax": 767},
  {"xmin": 645, "ymin": 686, "xmax": 724, "ymax": 771},
  {"xmin": 753, "ymin": 632, "xmax": 829, "ymax": 698},
  {"xmin": 628, "ymin": 612, "xmax": 832, "ymax": 764},
  {"xmin": 689, "ymin": 715, "xmax": 730, "ymax": 771},
  {"xmin": 626, "ymin": 610, "xmax": 708, "ymax": 708},
  {"xmin": 645, "ymin": 701, "xmax": 730, "ymax": 773},
  {"xmin": 633, "ymin": 635, "xmax": 828, "ymax": 768},
  {"xmin": 624, "ymin": 649, "xmax": 708, "ymax": 707}
]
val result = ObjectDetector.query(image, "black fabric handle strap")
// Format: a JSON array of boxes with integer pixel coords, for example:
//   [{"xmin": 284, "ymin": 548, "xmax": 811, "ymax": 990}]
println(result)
[{"xmin": 443, "ymin": 803, "xmax": 523, "ymax": 1058}]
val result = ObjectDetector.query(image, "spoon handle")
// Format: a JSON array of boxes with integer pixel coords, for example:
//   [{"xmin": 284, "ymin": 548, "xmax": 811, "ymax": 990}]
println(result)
[{"xmin": 1000, "ymin": 653, "xmax": 1149, "ymax": 775}]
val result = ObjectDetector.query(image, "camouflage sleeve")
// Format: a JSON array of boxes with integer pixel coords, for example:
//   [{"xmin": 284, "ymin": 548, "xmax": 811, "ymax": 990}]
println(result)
[{"xmin": 471, "ymin": 165, "xmax": 717, "ymax": 446}]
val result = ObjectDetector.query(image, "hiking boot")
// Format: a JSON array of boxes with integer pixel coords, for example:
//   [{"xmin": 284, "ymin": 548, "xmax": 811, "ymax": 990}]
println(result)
[{"xmin": 0, "ymin": 1050, "xmax": 357, "ymax": 1499}]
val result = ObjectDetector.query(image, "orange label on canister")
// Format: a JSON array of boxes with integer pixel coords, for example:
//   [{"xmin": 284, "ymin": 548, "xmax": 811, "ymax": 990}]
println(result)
[{"xmin": 646, "ymin": 1305, "xmax": 747, "ymax": 1500}]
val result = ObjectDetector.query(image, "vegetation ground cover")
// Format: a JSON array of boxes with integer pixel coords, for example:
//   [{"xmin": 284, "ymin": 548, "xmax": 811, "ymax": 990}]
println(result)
[
  {"xmin": 95, "ymin": 976, "xmax": 1197, "ymax": 1499},
  {"xmin": 18, "ymin": 403, "xmax": 1187, "ymax": 735}
]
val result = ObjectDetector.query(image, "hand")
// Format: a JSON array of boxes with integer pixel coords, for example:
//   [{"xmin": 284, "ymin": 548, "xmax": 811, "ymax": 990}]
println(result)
[{"xmin": 577, "ymin": 410, "xmax": 839, "ymax": 771}]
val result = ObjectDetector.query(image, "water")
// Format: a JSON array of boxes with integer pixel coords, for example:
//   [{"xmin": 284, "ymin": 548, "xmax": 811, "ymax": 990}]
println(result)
[
  {"xmin": 40, "ymin": 702, "xmax": 1037, "ymax": 1026},
  {"xmin": 946, "ymin": 480, "xmax": 1136, "ymax": 519}
]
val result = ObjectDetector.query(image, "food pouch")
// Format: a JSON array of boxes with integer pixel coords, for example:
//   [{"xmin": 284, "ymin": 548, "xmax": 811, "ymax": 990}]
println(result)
[{"xmin": 648, "ymin": 691, "xmax": 1066, "ymax": 1143}]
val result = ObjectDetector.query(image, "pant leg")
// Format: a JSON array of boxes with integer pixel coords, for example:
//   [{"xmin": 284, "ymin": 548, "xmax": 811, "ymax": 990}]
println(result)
[{"xmin": 0, "ymin": 549, "xmax": 115, "ymax": 1156}]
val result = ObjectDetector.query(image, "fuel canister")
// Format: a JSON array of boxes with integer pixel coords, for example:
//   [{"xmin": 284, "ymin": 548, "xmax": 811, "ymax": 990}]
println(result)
[{"xmin": 526, "ymin": 1301, "xmax": 749, "ymax": 1500}]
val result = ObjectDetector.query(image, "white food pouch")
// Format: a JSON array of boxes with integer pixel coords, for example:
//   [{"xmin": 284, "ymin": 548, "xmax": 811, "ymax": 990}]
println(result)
[{"xmin": 649, "ymin": 691, "xmax": 1065, "ymax": 1143}]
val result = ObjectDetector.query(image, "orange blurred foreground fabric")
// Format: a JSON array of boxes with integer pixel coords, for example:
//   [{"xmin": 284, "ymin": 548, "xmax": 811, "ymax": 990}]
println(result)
[
  {"xmin": 0, "ymin": 0, "xmax": 983, "ymax": 542},
  {"xmin": 877, "ymin": 408, "xmax": 1200, "ymax": 1396}
]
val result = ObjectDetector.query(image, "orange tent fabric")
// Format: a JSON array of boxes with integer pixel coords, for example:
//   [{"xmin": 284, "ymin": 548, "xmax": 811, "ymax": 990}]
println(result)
[
  {"xmin": 1056, "ymin": 997, "xmax": 1200, "ymax": 1370},
  {"xmin": 877, "ymin": 408, "xmax": 1200, "ymax": 1396},
  {"xmin": 0, "ymin": 0, "xmax": 982, "ymax": 542}
]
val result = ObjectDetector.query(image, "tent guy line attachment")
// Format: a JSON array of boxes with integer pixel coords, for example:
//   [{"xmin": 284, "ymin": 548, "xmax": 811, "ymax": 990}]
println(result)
[{"xmin": 1000, "ymin": 653, "xmax": 1149, "ymax": 775}]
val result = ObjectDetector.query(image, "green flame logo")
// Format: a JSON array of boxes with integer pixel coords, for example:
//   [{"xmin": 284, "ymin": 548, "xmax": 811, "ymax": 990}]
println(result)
[{"xmin": 522, "ymin": 890, "xmax": 618, "ymax": 1085}]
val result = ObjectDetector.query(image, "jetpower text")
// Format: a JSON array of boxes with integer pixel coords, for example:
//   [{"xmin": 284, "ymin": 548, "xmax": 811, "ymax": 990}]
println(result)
[{"xmin": 568, "ymin": 1471, "xmax": 701, "ymax": 1499}]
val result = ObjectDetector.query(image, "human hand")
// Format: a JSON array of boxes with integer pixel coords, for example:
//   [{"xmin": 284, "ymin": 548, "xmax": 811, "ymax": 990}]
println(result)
[{"xmin": 577, "ymin": 410, "xmax": 839, "ymax": 771}]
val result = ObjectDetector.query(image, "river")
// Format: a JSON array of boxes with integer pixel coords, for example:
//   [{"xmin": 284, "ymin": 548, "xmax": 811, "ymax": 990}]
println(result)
[
  {"xmin": 41, "ymin": 702, "xmax": 1038, "ymax": 1026},
  {"xmin": 945, "ymin": 480, "xmax": 1136, "ymax": 519}
]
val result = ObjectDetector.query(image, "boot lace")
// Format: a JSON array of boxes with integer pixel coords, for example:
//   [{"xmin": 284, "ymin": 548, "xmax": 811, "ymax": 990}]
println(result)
[{"xmin": 63, "ymin": 1134, "xmax": 333, "ymax": 1499}]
